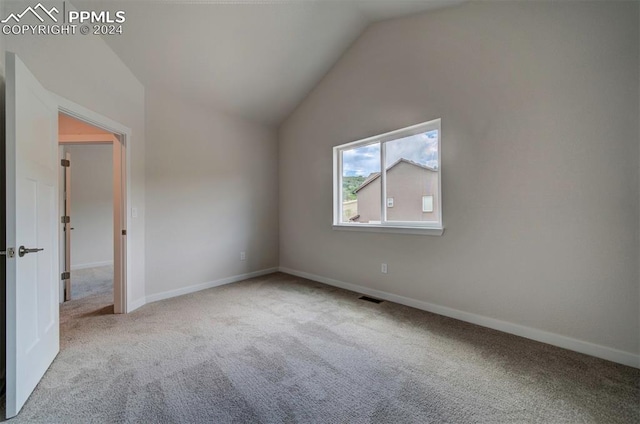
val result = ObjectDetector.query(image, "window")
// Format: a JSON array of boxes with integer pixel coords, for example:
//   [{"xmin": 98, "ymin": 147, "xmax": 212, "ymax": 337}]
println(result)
[
  {"xmin": 333, "ymin": 118, "xmax": 443, "ymax": 235},
  {"xmin": 422, "ymin": 196, "xmax": 434, "ymax": 213}
]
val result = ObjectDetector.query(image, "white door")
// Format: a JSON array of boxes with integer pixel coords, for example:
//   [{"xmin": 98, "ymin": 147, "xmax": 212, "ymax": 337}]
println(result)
[{"xmin": 5, "ymin": 52, "xmax": 60, "ymax": 418}]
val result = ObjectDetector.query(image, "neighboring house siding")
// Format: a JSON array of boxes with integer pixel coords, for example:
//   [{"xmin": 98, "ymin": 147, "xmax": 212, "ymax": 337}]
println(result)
[
  {"xmin": 356, "ymin": 160, "xmax": 438, "ymax": 223},
  {"xmin": 356, "ymin": 179, "xmax": 381, "ymax": 223}
]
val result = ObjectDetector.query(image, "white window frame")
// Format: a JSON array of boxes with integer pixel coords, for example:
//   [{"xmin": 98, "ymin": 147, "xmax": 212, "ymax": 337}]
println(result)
[{"xmin": 333, "ymin": 118, "xmax": 443, "ymax": 236}]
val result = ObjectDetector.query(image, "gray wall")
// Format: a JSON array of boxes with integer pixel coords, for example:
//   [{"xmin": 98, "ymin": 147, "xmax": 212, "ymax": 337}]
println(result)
[
  {"xmin": 2, "ymin": 1, "xmax": 279, "ymax": 307},
  {"xmin": 5, "ymin": 17, "xmax": 146, "ymax": 307},
  {"xmin": 279, "ymin": 1, "xmax": 639, "ymax": 358},
  {"xmin": 145, "ymin": 89, "xmax": 279, "ymax": 298},
  {"xmin": 65, "ymin": 145, "xmax": 113, "ymax": 269}
]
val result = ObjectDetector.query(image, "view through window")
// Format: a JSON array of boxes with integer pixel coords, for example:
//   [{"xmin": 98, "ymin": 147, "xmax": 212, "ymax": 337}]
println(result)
[{"xmin": 334, "ymin": 119, "xmax": 442, "ymax": 232}]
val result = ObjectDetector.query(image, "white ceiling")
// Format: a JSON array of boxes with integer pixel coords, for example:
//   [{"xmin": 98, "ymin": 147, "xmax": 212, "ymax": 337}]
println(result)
[{"xmin": 74, "ymin": 1, "xmax": 464, "ymax": 126}]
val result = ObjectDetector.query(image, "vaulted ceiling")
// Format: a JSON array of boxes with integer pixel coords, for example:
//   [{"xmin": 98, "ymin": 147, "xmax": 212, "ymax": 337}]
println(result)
[{"xmin": 74, "ymin": 1, "xmax": 464, "ymax": 126}]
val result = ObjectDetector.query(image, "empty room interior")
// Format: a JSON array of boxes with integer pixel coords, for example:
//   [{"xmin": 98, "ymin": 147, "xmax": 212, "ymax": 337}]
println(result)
[
  {"xmin": 58, "ymin": 113, "xmax": 116, "ymax": 309},
  {"xmin": 0, "ymin": 0, "xmax": 639, "ymax": 422}
]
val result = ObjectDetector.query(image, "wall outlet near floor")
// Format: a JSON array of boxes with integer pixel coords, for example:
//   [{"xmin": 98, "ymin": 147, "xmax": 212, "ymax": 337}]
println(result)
[
  {"xmin": 381, "ymin": 263, "xmax": 388, "ymax": 274},
  {"xmin": 240, "ymin": 251, "xmax": 246, "ymax": 261}
]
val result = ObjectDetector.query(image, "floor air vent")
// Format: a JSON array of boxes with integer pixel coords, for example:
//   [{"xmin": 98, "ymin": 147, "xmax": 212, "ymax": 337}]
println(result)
[{"xmin": 359, "ymin": 296, "xmax": 383, "ymax": 304}]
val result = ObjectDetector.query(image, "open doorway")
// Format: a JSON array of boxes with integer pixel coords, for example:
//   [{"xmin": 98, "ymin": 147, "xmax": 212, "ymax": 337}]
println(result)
[
  {"xmin": 57, "ymin": 112, "xmax": 126, "ymax": 314},
  {"xmin": 4, "ymin": 52, "xmax": 134, "ymax": 417}
]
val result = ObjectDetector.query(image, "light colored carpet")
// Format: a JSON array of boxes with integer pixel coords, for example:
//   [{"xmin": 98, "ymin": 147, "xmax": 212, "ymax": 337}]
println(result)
[
  {"xmin": 7, "ymin": 272, "xmax": 640, "ymax": 423},
  {"xmin": 69, "ymin": 265, "xmax": 113, "ymax": 300}
]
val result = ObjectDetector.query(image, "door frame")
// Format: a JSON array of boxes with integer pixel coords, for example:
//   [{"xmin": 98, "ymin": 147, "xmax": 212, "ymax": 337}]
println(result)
[
  {"xmin": 54, "ymin": 95, "xmax": 132, "ymax": 314},
  {"xmin": 62, "ymin": 151, "xmax": 70, "ymax": 302}
]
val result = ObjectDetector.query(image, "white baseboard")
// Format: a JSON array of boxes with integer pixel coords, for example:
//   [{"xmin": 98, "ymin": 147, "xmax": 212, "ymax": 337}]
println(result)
[
  {"xmin": 279, "ymin": 267, "xmax": 639, "ymax": 369},
  {"xmin": 71, "ymin": 260, "xmax": 113, "ymax": 271},
  {"xmin": 145, "ymin": 267, "xmax": 279, "ymax": 304},
  {"xmin": 127, "ymin": 296, "xmax": 146, "ymax": 313}
]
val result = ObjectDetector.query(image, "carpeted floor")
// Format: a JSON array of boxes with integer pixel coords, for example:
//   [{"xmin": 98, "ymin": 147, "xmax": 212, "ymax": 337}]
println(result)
[
  {"xmin": 7, "ymin": 272, "xmax": 640, "ymax": 423},
  {"xmin": 69, "ymin": 265, "xmax": 114, "ymax": 301}
]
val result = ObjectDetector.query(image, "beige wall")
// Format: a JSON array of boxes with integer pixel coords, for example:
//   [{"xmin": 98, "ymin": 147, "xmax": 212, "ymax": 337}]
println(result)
[
  {"xmin": 64, "ymin": 145, "xmax": 113, "ymax": 269},
  {"xmin": 279, "ymin": 1, "xmax": 640, "ymax": 359},
  {"xmin": 59, "ymin": 113, "xmax": 112, "ymax": 135},
  {"xmin": 3, "ymin": 2, "xmax": 279, "ymax": 307},
  {"xmin": 5, "ymin": 16, "xmax": 146, "ymax": 307},
  {"xmin": 145, "ymin": 89, "xmax": 279, "ymax": 298}
]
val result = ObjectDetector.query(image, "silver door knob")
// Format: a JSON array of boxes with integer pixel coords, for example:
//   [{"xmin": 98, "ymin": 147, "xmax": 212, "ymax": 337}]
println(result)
[{"xmin": 18, "ymin": 246, "xmax": 44, "ymax": 257}]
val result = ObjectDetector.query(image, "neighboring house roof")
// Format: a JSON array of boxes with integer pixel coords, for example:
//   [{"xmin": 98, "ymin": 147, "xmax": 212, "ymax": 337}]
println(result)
[
  {"xmin": 354, "ymin": 158, "xmax": 437, "ymax": 193},
  {"xmin": 355, "ymin": 172, "xmax": 381, "ymax": 193}
]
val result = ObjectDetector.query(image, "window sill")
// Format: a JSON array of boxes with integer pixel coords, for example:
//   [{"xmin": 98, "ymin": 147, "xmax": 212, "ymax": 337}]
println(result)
[{"xmin": 332, "ymin": 224, "xmax": 444, "ymax": 236}]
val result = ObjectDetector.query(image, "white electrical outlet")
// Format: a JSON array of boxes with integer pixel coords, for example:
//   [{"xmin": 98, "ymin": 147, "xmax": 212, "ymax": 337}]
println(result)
[
  {"xmin": 240, "ymin": 251, "xmax": 246, "ymax": 261},
  {"xmin": 381, "ymin": 263, "xmax": 388, "ymax": 274}
]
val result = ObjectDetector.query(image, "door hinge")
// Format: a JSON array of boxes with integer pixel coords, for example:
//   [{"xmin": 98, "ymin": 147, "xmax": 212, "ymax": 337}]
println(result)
[
  {"xmin": 1, "ymin": 247, "xmax": 16, "ymax": 258},
  {"xmin": 61, "ymin": 159, "xmax": 70, "ymax": 167},
  {"xmin": 61, "ymin": 271, "xmax": 71, "ymax": 280},
  {"xmin": 61, "ymin": 216, "xmax": 71, "ymax": 224},
  {"xmin": 122, "ymin": 229, "xmax": 127, "ymax": 236}
]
